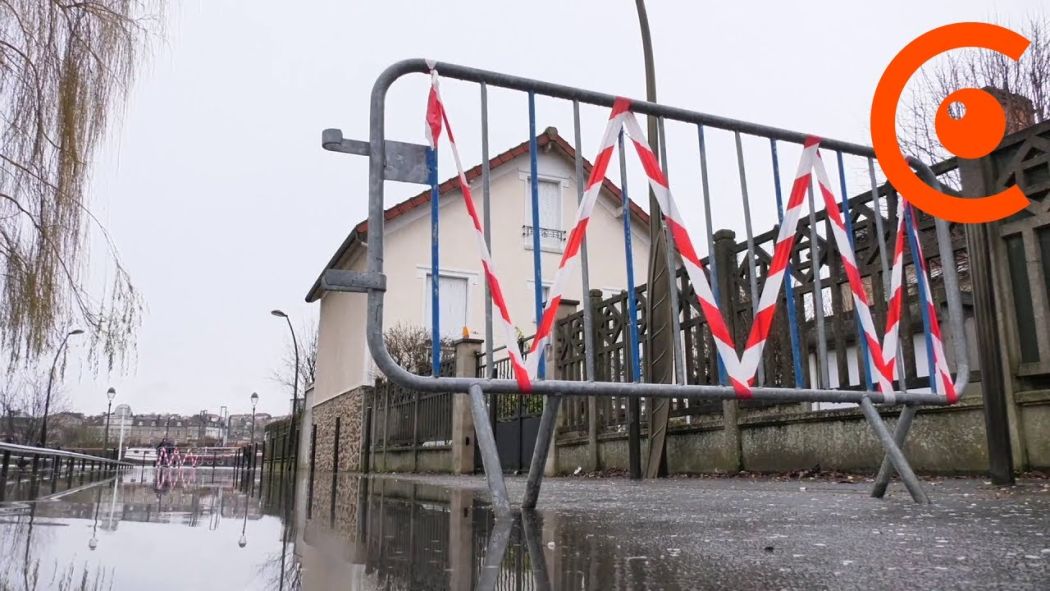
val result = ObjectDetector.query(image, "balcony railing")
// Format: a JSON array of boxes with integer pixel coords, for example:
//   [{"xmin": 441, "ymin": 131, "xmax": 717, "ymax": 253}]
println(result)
[{"xmin": 522, "ymin": 225, "xmax": 566, "ymax": 250}]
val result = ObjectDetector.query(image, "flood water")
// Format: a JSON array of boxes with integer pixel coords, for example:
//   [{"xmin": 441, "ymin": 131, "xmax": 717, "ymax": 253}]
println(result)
[{"xmin": 1, "ymin": 465, "xmax": 1048, "ymax": 590}]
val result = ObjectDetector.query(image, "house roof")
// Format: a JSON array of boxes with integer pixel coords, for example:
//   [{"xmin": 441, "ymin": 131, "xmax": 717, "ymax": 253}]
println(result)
[{"xmin": 305, "ymin": 126, "xmax": 651, "ymax": 302}]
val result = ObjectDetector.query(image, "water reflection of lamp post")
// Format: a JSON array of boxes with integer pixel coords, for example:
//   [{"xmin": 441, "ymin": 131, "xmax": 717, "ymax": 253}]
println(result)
[
  {"xmin": 238, "ymin": 492, "xmax": 248, "ymax": 548},
  {"xmin": 88, "ymin": 484, "xmax": 103, "ymax": 550},
  {"xmin": 103, "ymin": 387, "xmax": 116, "ymax": 457}
]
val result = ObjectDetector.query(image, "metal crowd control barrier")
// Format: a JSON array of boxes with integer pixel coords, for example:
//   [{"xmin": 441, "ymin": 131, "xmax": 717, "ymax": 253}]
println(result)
[{"xmin": 321, "ymin": 59, "xmax": 972, "ymax": 513}]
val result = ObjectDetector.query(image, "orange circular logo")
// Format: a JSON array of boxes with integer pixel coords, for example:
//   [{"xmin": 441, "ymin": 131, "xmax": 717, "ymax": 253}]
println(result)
[{"xmin": 871, "ymin": 22, "xmax": 1030, "ymax": 223}]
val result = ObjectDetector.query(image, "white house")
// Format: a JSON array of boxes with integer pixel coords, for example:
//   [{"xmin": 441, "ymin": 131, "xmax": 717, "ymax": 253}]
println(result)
[{"xmin": 303, "ymin": 127, "xmax": 651, "ymax": 470}]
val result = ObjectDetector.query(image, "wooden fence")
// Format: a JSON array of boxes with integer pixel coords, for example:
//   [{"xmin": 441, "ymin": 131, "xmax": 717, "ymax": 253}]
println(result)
[{"xmin": 553, "ymin": 165, "xmax": 973, "ymax": 440}]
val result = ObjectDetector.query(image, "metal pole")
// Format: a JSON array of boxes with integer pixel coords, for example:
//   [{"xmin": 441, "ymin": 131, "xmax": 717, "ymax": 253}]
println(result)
[
  {"xmin": 481, "ymin": 82, "xmax": 494, "ymax": 378},
  {"xmin": 522, "ymin": 395, "xmax": 561, "ymax": 509},
  {"xmin": 117, "ymin": 406, "xmax": 127, "ymax": 461},
  {"xmin": 527, "ymin": 91, "xmax": 545, "ymax": 379},
  {"xmin": 859, "ymin": 398, "xmax": 928, "ymax": 503},
  {"xmin": 618, "ymin": 132, "xmax": 643, "ymax": 481},
  {"xmin": 428, "ymin": 140, "xmax": 441, "ymax": 377},
  {"xmin": 635, "ymin": 0, "xmax": 676, "ymax": 482},
  {"xmin": 770, "ymin": 140, "xmax": 805, "ymax": 388},
  {"xmin": 468, "ymin": 384, "xmax": 510, "ymax": 516},
  {"xmin": 103, "ymin": 400, "xmax": 113, "ymax": 456},
  {"xmin": 871, "ymin": 404, "xmax": 917, "ymax": 498},
  {"xmin": 735, "ymin": 131, "xmax": 764, "ymax": 385},
  {"xmin": 40, "ymin": 331, "xmax": 77, "ymax": 448}
]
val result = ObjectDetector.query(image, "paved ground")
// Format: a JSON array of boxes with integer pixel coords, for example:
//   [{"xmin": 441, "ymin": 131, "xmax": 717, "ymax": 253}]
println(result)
[{"xmin": 396, "ymin": 473, "xmax": 1050, "ymax": 590}]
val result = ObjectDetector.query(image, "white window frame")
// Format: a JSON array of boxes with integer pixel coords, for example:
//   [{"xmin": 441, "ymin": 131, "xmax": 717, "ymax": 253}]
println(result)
[
  {"xmin": 520, "ymin": 173, "xmax": 569, "ymax": 254},
  {"xmin": 416, "ymin": 266, "xmax": 479, "ymax": 338}
]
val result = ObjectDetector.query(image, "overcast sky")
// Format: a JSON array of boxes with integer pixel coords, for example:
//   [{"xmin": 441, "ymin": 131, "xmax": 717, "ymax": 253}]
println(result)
[{"xmin": 64, "ymin": 0, "xmax": 1037, "ymax": 416}]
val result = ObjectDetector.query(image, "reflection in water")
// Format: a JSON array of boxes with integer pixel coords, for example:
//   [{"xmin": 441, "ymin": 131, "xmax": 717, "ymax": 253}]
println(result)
[
  {"xmin": 295, "ymin": 474, "xmax": 553, "ymax": 591},
  {"xmin": 0, "ymin": 467, "xmax": 288, "ymax": 591}
]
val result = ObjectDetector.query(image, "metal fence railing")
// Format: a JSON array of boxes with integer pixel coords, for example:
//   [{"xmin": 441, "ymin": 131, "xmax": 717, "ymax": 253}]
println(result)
[{"xmin": 323, "ymin": 58, "xmax": 974, "ymax": 508}]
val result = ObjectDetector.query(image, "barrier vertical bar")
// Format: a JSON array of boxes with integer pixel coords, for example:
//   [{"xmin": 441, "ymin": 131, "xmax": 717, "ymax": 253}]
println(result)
[
  {"xmin": 618, "ymin": 131, "xmax": 643, "ymax": 481},
  {"xmin": 697, "ymin": 125, "xmax": 727, "ymax": 385},
  {"xmin": 904, "ymin": 205, "xmax": 937, "ymax": 391},
  {"xmin": 836, "ymin": 151, "xmax": 873, "ymax": 391},
  {"xmin": 807, "ymin": 180, "xmax": 831, "ymax": 388},
  {"xmin": 574, "ymin": 100, "xmax": 596, "ymax": 382},
  {"xmin": 481, "ymin": 82, "xmax": 494, "ymax": 377},
  {"xmin": 527, "ymin": 91, "xmax": 545, "ymax": 379},
  {"xmin": 770, "ymin": 140, "xmax": 805, "ymax": 388},
  {"xmin": 618, "ymin": 131, "xmax": 642, "ymax": 385},
  {"xmin": 658, "ymin": 117, "xmax": 686, "ymax": 386},
  {"xmin": 866, "ymin": 158, "xmax": 908, "ymax": 391},
  {"xmin": 428, "ymin": 143, "xmax": 440, "ymax": 377},
  {"xmin": 735, "ymin": 131, "xmax": 764, "ymax": 385}
]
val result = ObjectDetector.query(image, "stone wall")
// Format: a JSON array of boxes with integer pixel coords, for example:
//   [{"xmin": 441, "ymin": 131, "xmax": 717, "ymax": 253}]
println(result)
[
  {"xmin": 311, "ymin": 386, "xmax": 368, "ymax": 473},
  {"xmin": 554, "ymin": 388, "xmax": 1050, "ymax": 476}
]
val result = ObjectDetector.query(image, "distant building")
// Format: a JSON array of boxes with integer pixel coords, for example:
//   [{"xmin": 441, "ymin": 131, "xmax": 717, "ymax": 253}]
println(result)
[{"xmin": 81, "ymin": 407, "xmax": 279, "ymax": 448}]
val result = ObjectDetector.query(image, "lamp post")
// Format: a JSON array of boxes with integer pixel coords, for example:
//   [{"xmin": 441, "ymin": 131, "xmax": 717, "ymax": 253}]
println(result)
[
  {"xmin": 270, "ymin": 310, "xmax": 300, "ymax": 473},
  {"xmin": 249, "ymin": 392, "xmax": 259, "ymax": 445},
  {"xmin": 103, "ymin": 387, "xmax": 116, "ymax": 458},
  {"xmin": 39, "ymin": 329, "xmax": 84, "ymax": 448},
  {"xmin": 219, "ymin": 405, "xmax": 228, "ymax": 446},
  {"xmin": 117, "ymin": 404, "xmax": 127, "ymax": 461}
]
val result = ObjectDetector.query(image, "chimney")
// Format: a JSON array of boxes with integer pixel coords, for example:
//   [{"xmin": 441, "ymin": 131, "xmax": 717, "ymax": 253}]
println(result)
[{"xmin": 981, "ymin": 86, "xmax": 1036, "ymax": 134}]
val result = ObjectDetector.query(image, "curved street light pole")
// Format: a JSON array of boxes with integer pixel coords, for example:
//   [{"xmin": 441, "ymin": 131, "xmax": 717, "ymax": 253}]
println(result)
[
  {"xmin": 271, "ymin": 310, "xmax": 300, "ymax": 475},
  {"xmin": 631, "ymin": 0, "xmax": 675, "ymax": 481},
  {"xmin": 39, "ymin": 329, "xmax": 84, "ymax": 449}
]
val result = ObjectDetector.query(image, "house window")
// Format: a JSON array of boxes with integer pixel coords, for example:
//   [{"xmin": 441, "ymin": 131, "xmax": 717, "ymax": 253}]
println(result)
[
  {"xmin": 523, "ymin": 179, "xmax": 565, "ymax": 252},
  {"xmin": 424, "ymin": 273, "xmax": 469, "ymax": 338},
  {"xmin": 525, "ymin": 281, "xmax": 552, "ymax": 319}
]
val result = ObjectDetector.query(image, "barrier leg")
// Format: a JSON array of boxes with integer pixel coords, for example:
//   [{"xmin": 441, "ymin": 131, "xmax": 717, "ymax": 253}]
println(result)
[
  {"xmin": 860, "ymin": 399, "xmax": 928, "ymax": 504},
  {"xmin": 522, "ymin": 395, "xmax": 560, "ymax": 509},
  {"xmin": 871, "ymin": 405, "xmax": 917, "ymax": 498},
  {"xmin": 477, "ymin": 516, "xmax": 514, "ymax": 590},
  {"xmin": 468, "ymin": 384, "xmax": 510, "ymax": 516},
  {"xmin": 522, "ymin": 511, "xmax": 552, "ymax": 591}
]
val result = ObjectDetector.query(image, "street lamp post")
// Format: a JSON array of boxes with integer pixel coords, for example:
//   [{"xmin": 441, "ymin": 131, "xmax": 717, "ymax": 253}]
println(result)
[
  {"xmin": 250, "ymin": 392, "xmax": 259, "ymax": 444},
  {"xmin": 39, "ymin": 329, "xmax": 84, "ymax": 448},
  {"xmin": 219, "ymin": 405, "xmax": 228, "ymax": 446},
  {"xmin": 103, "ymin": 387, "xmax": 116, "ymax": 458},
  {"xmin": 270, "ymin": 310, "xmax": 300, "ymax": 473}
]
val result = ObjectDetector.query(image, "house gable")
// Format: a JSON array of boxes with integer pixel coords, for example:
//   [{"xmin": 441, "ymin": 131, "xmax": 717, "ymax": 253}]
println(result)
[{"xmin": 305, "ymin": 127, "xmax": 651, "ymax": 302}]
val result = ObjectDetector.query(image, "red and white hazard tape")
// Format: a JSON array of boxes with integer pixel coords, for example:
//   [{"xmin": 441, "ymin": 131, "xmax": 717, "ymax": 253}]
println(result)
[
  {"xmin": 424, "ymin": 71, "xmax": 957, "ymax": 402},
  {"xmin": 903, "ymin": 204, "xmax": 958, "ymax": 402},
  {"xmin": 426, "ymin": 68, "xmax": 531, "ymax": 390},
  {"xmin": 524, "ymin": 100, "xmax": 632, "ymax": 379}
]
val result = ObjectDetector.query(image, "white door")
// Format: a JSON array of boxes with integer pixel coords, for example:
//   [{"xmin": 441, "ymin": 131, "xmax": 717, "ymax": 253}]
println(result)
[{"xmin": 425, "ymin": 274, "xmax": 469, "ymax": 338}]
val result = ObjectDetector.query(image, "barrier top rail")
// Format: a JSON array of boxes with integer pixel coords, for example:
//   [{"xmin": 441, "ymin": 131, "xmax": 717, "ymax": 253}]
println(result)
[
  {"xmin": 0, "ymin": 441, "xmax": 132, "ymax": 466},
  {"xmin": 329, "ymin": 58, "xmax": 969, "ymax": 408}
]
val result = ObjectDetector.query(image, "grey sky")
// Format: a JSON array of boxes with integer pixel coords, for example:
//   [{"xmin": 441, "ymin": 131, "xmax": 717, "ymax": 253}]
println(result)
[{"xmin": 66, "ymin": 0, "xmax": 1037, "ymax": 416}]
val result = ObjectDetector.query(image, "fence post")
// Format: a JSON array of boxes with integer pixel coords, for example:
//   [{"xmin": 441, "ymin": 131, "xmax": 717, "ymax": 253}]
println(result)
[
  {"xmin": 412, "ymin": 389, "xmax": 420, "ymax": 473},
  {"xmin": 537, "ymin": 299, "xmax": 578, "ymax": 479},
  {"xmin": 714, "ymin": 229, "xmax": 743, "ymax": 472},
  {"xmin": 587, "ymin": 289, "xmax": 603, "ymax": 472},
  {"xmin": 452, "ymin": 338, "xmax": 483, "ymax": 474},
  {"xmin": 959, "ymin": 156, "xmax": 1016, "ymax": 485}
]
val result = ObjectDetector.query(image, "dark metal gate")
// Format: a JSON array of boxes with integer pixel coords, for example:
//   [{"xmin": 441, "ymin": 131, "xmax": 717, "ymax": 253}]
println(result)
[{"xmin": 477, "ymin": 344, "xmax": 543, "ymax": 473}]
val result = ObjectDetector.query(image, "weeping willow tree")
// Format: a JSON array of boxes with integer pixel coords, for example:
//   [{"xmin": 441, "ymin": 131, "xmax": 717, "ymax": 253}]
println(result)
[{"xmin": 0, "ymin": 1, "xmax": 162, "ymax": 371}]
